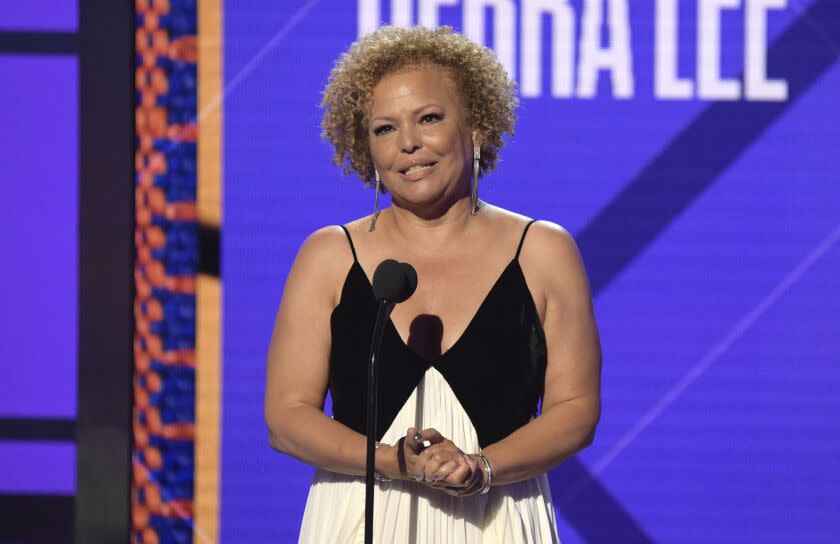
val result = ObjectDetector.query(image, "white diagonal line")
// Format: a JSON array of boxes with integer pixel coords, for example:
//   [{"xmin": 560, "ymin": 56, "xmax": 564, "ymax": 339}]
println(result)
[
  {"xmin": 199, "ymin": 0, "xmax": 322, "ymax": 122},
  {"xmin": 559, "ymin": 222, "xmax": 840, "ymax": 506},
  {"xmin": 138, "ymin": 4, "xmax": 318, "ymax": 540}
]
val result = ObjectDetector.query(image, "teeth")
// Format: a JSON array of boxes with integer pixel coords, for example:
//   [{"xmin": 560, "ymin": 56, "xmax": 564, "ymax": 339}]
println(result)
[{"xmin": 405, "ymin": 164, "xmax": 433, "ymax": 175}]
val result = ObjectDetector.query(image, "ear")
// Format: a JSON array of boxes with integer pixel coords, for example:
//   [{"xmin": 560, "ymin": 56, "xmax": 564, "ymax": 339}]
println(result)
[{"xmin": 471, "ymin": 129, "xmax": 483, "ymax": 149}]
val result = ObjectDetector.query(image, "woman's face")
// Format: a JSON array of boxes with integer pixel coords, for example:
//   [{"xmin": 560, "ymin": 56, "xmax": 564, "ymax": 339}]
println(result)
[{"xmin": 368, "ymin": 65, "xmax": 476, "ymax": 213}]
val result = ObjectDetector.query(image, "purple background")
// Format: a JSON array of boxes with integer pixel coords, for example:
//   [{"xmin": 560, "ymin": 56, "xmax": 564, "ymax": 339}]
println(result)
[
  {"xmin": 0, "ymin": 54, "xmax": 78, "ymax": 493},
  {"xmin": 0, "ymin": 442, "xmax": 76, "ymax": 493},
  {"xmin": 220, "ymin": 1, "xmax": 839, "ymax": 542},
  {"xmin": 0, "ymin": 0, "xmax": 77, "ymax": 31}
]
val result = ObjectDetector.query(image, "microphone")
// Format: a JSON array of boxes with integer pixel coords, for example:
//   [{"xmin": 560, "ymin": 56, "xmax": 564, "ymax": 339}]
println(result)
[
  {"xmin": 364, "ymin": 259, "xmax": 417, "ymax": 544},
  {"xmin": 371, "ymin": 259, "xmax": 418, "ymax": 303}
]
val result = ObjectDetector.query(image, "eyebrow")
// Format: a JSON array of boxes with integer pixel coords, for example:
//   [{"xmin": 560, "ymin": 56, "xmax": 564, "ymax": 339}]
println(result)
[{"xmin": 369, "ymin": 103, "xmax": 444, "ymax": 124}]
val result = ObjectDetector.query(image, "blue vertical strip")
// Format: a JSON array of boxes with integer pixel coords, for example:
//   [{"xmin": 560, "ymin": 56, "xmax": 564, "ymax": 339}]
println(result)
[{"xmin": 133, "ymin": 0, "xmax": 198, "ymax": 542}]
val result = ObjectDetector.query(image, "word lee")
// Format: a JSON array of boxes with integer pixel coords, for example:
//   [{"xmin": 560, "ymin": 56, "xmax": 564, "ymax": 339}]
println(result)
[{"xmin": 359, "ymin": 0, "xmax": 788, "ymax": 101}]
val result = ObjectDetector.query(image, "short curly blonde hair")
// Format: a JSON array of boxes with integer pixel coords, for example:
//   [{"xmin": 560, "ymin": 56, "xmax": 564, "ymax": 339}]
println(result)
[{"xmin": 321, "ymin": 25, "xmax": 518, "ymax": 185}]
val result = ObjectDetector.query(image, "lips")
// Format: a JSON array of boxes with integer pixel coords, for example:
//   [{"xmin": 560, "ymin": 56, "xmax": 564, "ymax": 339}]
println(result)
[
  {"xmin": 399, "ymin": 161, "xmax": 437, "ymax": 174},
  {"xmin": 399, "ymin": 162, "xmax": 437, "ymax": 181}
]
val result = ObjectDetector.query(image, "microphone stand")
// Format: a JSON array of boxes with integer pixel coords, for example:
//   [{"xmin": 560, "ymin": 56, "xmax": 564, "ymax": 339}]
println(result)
[{"xmin": 365, "ymin": 300, "xmax": 394, "ymax": 544}]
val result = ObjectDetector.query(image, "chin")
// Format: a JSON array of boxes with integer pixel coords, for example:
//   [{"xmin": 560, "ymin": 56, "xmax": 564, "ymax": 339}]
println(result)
[
  {"xmin": 394, "ymin": 180, "xmax": 447, "ymax": 204},
  {"xmin": 396, "ymin": 188, "xmax": 463, "ymax": 216}
]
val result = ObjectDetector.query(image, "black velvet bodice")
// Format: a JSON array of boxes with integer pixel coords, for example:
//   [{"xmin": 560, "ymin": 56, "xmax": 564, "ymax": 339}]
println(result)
[{"xmin": 328, "ymin": 222, "xmax": 547, "ymax": 449}]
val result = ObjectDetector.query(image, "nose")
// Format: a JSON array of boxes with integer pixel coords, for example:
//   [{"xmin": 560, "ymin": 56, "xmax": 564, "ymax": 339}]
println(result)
[{"xmin": 400, "ymin": 125, "xmax": 421, "ymax": 154}]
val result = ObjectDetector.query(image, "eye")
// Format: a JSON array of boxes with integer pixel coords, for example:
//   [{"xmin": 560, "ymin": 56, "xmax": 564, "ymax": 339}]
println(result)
[
  {"xmin": 420, "ymin": 113, "xmax": 443, "ymax": 123},
  {"xmin": 373, "ymin": 124, "xmax": 393, "ymax": 136}
]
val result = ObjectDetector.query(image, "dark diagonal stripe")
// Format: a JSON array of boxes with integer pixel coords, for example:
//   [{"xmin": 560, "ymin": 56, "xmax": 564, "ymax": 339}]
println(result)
[
  {"xmin": 0, "ymin": 494, "xmax": 74, "ymax": 541},
  {"xmin": 554, "ymin": 1, "xmax": 840, "ymax": 541},
  {"xmin": 199, "ymin": 223, "xmax": 221, "ymax": 277},
  {"xmin": 0, "ymin": 417, "xmax": 76, "ymax": 441},
  {"xmin": 0, "ymin": 31, "xmax": 78, "ymax": 55},
  {"xmin": 552, "ymin": 461, "xmax": 653, "ymax": 543},
  {"xmin": 578, "ymin": 0, "xmax": 840, "ymax": 296}
]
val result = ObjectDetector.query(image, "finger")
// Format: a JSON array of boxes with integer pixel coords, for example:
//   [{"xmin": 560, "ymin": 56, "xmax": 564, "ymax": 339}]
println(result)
[
  {"xmin": 415, "ymin": 442, "xmax": 456, "ymax": 465},
  {"xmin": 463, "ymin": 453, "xmax": 478, "ymax": 472},
  {"xmin": 417, "ymin": 428, "xmax": 444, "ymax": 446},
  {"xmin": 422, "ymin": 449, "xmax": 467, "ymax": 482},
  {"xmin": 443, "ymin": 462, "xmax": 472, "ymax": 487},
  {"xmin": 431, "ymin": 460, "xmax": 460, "ymax": 484},
  {"xmin": 415, "ymin": 442, "xmax": 436, "ymax": 460},
  {"xmin": 448, "ymin": 454, "xmax": 474, "ymax": 484},
  {"xmin": 411, "ymin": 449, "xmax": 429, "ymax": 481},
  {"xmin": 404, "ymin": 427, "xmax": 423, "ymax": 453},
  {"xmin": 450, "ymin": 454, "xmax": 480, "ymax": 488},
  {"xmin": 423, "ymin": 455, "xmax": 446, "ymax": 483},
  {"xmin": 416, "ymin": 449, "xmax": 457, "ymax": 482}
]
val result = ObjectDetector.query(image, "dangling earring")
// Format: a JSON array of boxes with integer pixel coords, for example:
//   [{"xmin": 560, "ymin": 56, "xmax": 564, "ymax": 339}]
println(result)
[
  {"xmin": 471, "ymin": 146, "xmax": 480, "ymax": 215},
  {"xmin": 369, "ymin": 170, "xmax": 381, "ymax": 232}
]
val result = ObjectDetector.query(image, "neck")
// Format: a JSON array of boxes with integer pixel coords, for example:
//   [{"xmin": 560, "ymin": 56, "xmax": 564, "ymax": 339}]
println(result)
[{"xmin": 385, "ymin": 195, "xmax": 479, "ymax": 255}]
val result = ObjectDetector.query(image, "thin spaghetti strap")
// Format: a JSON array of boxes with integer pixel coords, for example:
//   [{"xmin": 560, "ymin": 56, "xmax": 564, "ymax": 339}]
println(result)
[
  {"xmin": 515, "ymin": 220, "xmax": 539, "ymax": 260},
  {"xmin": 338, "ymin": 225, "xmax": 358, "ymax": 262}
]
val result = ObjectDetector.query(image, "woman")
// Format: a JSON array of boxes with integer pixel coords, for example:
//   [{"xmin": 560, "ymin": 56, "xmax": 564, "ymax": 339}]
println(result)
[{"xmin": 264, "ymin": 25, "xmax": 602, "ymax": 543}]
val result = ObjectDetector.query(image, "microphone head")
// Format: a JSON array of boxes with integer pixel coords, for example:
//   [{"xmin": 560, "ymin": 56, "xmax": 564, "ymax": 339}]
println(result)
[
  {"xmin": 372, "ymin": 259, "xmax": 417, "ymax": 303},
  {"xmin": 400, "ymin": 262, "xmax": 418, "ymax": 303}
]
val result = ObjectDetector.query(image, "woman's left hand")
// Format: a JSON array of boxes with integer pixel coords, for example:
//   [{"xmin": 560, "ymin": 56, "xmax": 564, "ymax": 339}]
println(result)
[{"xmin": 409, "ymin": 428, "xmax": 479, "ymax": 489}]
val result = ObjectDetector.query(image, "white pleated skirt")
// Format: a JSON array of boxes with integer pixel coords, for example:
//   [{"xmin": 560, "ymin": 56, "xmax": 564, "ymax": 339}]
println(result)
[{"xmin": 299, "ymin": 367, "xmax": 560, "ymax": 543}]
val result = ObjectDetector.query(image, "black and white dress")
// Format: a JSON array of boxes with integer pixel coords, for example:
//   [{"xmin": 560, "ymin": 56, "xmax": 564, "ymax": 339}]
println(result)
[{"xmin": 299, "ymin": 221, "xmax": 560, "ymax": 543}]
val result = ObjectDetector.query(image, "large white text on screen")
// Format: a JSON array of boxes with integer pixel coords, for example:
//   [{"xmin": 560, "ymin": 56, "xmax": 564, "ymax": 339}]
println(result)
[{"xmin": 359, "ymin": 0, "xmax": 788, "ymax": 101}]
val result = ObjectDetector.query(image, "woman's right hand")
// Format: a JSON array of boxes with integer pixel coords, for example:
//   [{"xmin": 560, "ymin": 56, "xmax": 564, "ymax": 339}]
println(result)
[{"xmin": 398, "ymin": 427, "xmax": 480, "ymax": 491}]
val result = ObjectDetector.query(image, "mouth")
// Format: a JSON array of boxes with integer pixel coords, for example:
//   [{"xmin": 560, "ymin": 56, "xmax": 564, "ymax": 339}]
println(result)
[{"xmin": 399, "ymin": 161, "xmax": 437, "ymax": 180}]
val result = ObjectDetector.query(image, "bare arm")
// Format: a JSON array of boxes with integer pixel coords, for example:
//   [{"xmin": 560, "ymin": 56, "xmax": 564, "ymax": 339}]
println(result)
[
  {"xmin": 479, "ymin": 222, "xmax": 602, "ymax": 485},
  {"xmin": 264, "ymin": 227, "xmax": 394, "ymax": 477},
  {"xmin": 266, "ymin": 226, "xmax": 479, "ymax": 485}
]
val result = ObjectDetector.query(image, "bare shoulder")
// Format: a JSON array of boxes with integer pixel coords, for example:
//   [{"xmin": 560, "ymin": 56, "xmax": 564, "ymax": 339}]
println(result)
[
  {"xmin": 286, "ymin": 225, "xmax": 355, "ymax": 305},
  {"xmin": 481, "ymin": 203, "xmax": 532, "ymax": 226},
  {"xmin": 517, "ymin": 219, "xmax": 591, "ymax": 298},
  {"xmin": 525, "ymin": 220, "xmax": 580, "ymax": 263},
  {"xmin": 478, "ymin": 204, "xmax": 537, "ymax": 245},
  {"xmin": 296, "ymin": 225, "xmax": 353, "ymax": 267}
]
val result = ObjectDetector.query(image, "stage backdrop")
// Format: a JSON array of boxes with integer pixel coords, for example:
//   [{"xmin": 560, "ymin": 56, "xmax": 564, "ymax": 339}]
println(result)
[
  {"xmin": 0, "ymin": 0, "xmax": 78, "ymax": 511},
  {"xmin": 217, "ymin": 1, "xmax": 839, "ymax": 542}
]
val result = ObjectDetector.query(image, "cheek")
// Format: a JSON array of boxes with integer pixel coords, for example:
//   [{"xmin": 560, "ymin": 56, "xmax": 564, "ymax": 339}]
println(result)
[
  {"xmin": 436, "ymin": 141, "xmax": 470, "ymax": 172},
  {"xmin": 428, "ymin": 126, "xmax": 461, "ymax": 148},
  {"xmin": 369, "ymin": 139, "xmax": 394, "ymax": 169},
  {"xmin": 427, "ymin": 127, "xmax": 470, "ymax": 160}
]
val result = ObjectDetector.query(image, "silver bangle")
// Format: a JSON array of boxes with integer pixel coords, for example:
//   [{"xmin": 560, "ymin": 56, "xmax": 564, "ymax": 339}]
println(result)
[
  {"xmin": 477, "ymin": 453, "xmax": 493, "ymax": 495},
  {"xmin": 374, "ymin": 441, "xmax": 391, "ymax": 483}
]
